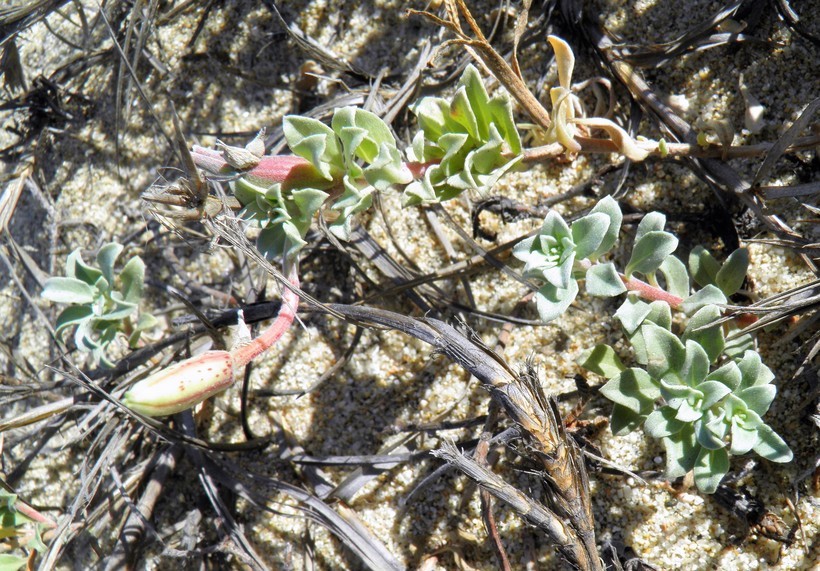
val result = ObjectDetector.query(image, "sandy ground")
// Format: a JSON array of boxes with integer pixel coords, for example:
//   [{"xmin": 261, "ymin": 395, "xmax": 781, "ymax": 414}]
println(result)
[{"xmin": 1, "ymin": 1, "xmax": 818, "ymax": 569}]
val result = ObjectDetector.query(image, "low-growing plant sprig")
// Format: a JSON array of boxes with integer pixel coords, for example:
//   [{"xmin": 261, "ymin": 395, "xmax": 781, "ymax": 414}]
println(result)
[
  {"xmin": 122, "ymin": 34, "xmax": 793, "ymax": 497},
  {"xmin": 515, "ymin": 203, "xmax": 794, "ymax": 493},
  {"xmin": 42, "ymin": 243, "xmax": 156, "ymax": 367}
]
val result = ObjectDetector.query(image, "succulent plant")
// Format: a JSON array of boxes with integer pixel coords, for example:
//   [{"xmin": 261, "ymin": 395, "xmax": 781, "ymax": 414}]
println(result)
[
  {"xmin": 192, "ymin": 107, "xmax": 412, "ymax": 261},
  {"xmin": 511, "ymin": 196, "xmax": 622, "ymax": 321},
  {"xmin": 42, "ymin": 243, "xmax": 156, "ymax": 367},
  {"xmin": 404, "ymin": 64, "xmax": 522, "ymax": 205},
  {"xmin": 583, "ymin": 303, "xmax": 791, "ymax": 493}
]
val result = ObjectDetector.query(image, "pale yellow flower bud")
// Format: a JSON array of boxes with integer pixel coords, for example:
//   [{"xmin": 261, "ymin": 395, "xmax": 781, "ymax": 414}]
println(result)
[{"xmin": 123, "ymin": 351, "xmax": 235, "ymax": 417}]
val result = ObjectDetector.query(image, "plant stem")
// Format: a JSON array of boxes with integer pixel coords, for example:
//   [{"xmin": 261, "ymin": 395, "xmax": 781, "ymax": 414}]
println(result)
[
  {"xmin": 622, "ymin": 274, "xmax": 683, "ymax": 307},
  {"xmin": 230, "ymin": 260, "xmax": 300, "ymax": 368},
  {"xmin": 523, "ymin": 134, "xmax": 820, "ymax": 163}
]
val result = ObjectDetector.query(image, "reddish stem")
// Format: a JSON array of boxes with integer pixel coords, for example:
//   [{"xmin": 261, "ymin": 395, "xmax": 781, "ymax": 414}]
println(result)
[
  {"xmin": 405, "ymin": 159, "xmax": 440, "ymax": 179},
  {"xmin": 622, "ymin": 274, "xmax": 684, "ymax": 307},
  {"xmin": 230, "ymin": 262, "xmax": 300, "ymax": 368},
  {"xmin": 13, "ymin": 500, "xmax": 57, "ymax": 528}
]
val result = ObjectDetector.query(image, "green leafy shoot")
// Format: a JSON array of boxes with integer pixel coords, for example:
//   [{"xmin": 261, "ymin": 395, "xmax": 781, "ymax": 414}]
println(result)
[{"xmin": 42, "ymin": 243, "xmax": 156, "ymax": 367}]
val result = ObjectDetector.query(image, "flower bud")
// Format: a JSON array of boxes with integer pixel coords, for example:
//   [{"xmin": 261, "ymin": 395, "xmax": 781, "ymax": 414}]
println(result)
[
  {"xmin": 190, "ymin": 146, "xmax": 321, "ymax": 190},
  {"xmin": 123, "ymin": 351, "xmax": 235, "ymax": 417}
]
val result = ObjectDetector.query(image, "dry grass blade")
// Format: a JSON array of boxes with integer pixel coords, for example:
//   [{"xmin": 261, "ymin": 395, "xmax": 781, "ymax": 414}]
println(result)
[
  {"xmin": 327, "ymin": 432, "xmax": 419, "ymax": 502},
  {"xmin": 728, "ymin": 279, "xmax": 820, "ymax": 336},
  {"xmin": 321, "ymin": 303, "xmax": 600, "ymax": 570},
  {"xmin": 264, "ymin": 0, "xmax": 372, "ymax": 78},
  {"xmin": 433, "ymin": 440, "xmax": 594, "ymax": 570},
  {"xmin": 0, "ymin": 0, "xmax": 66, "ymax": 45},
  {"xmin": 103, "ymin": 444, "xmax": 183, "ymax": 570},
  {"xmin": 618, "ymin": 0, "xmax": 763, "ymax": 68},
  {"xmin": 775, "ymin": 0, "xmax": 820, "ymax": 47},
  {"xmin": 753, "ymin": 97, "xmax": 820, "ymax": 187},
  {"xmin": 760, "ymin": 181, "xmax": 820, "ymax": 200},
  {"xmin": 510, "ymin": 0, "xmax": 532, "ymax": 81},
  {"xmin": 200, "ymin": 453, "xmax": 406, "ymax": 571},
  {"xmin": 494, "ymin": 367, "xmax": 597, "ymax": 566}
]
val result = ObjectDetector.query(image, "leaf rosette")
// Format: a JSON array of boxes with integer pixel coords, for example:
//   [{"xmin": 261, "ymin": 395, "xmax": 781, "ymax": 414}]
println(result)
[
  {"xmin": 42, "ymin": 243, "xmax": 156, "ymax": 367},
  {"xmin": 589, "ymin": 309, "xmax": 791, "ymax": 493},
  {"xmin": 512, "ymin": 196, "xmax": 622, "ymax": 322},
  {"xmin": 404, "ymin": 65, "xmax": 522, "ymax": 205}
]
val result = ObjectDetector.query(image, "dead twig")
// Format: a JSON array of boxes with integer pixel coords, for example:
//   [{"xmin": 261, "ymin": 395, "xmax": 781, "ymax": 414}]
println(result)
[{"xmin": 408, "ymin": 0, "xmax": 552, "ymax": 131}]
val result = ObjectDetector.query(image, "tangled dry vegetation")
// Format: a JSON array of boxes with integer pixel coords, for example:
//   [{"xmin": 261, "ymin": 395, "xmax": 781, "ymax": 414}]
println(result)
[{"xmin": 1, "ymin": 1, "xmax": 818, "ymax": 569}]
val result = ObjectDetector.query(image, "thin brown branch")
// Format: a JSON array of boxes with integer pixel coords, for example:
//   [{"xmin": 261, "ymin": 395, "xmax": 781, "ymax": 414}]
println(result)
[
  {"xmin": 409, "ymin": 0, "xmax": 551, "ymax": 131},
  {"xmin": 523, "ymin": 134, "xmax": 820, "ymax": 163}
]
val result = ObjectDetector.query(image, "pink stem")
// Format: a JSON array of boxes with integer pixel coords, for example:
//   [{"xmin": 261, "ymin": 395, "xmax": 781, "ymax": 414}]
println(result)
[
  {"xmin": 230, "ymin": 262, "xmax": 300, "ymax": 368},
  {"xmin": 622, "ymin": 274, "xmax": 684, "ymax": 308},
  {"xmin": 14, "ymin": 500, "xmax": 57, "ymax": 528}
]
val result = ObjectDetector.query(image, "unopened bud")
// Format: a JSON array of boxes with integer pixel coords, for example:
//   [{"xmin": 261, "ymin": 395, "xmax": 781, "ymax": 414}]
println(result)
[
  {"xmin": 190, "ymin": 146, "xmax": 320, "ymax": 189},
  {"xmin": 123, "ymin": 351, "xmax": 235, "ymax": 417}
]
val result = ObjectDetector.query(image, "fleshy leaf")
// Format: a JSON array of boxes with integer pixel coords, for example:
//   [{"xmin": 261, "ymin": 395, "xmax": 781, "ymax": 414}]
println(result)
[
  {"xmin": 681, "ymin": 340, "xmax": 710, "ymax": 387},
  {"xmin": 571, "ymin": 212, "xmax": 609, "ymax": 260},
  {"xmin": 752, "ymin": 424, "xmax": 792, "ymax": 462},
  {"xmin": 736, "ymin": 385, "xmax": 776, "ymax": 415},
  {"xmin": 694, "ymin": 447, "xmax": 729, "ymax": 493},
  {"xmin": 256, "ymin": 223, "xmax": 305, "ymax": 262},
  {"xmin": 644, "ymin": 300, "xmax": 672, "ymax": 330},
  {"xmin": 615, "ymin": 296, "xmax": 652, "ymax": 335},
  {"xmin": 723, "ymin": 323, "xmax": 755, "ymax": 361},
  {"xmin": 585, "ymin": 262, "xmax": 627, "ymax": 297},
  {"xmin": 635, "ymin": 212, "xmax": 666, "ymax": 241},
  {"xmin": 662, "ymin": 426, "xmax": 699, "ymax": 479},
  {"xmin": 628, "ymin": 300, "xmax": 674, "ymax": 365},
  {"xmin": 645, "ymin": 407, "xmax": 686, "ymax": 438},
  {"xmin": 675, "ymin": 399, "xmax": 704, "ymax": 423},
  {"xmin": 332, "ymin": 107, "xmax": 396, "ymax": 163},
  {"xmin": 119, "ymin": 256, "xmax": 146, "ymax": 304},
  {"xmin": 283, "ymin": 116, "xmax": 342, "ymax": 180},
  {"xmin": 626, "ymin": 230, "xmax": 679, "ymax": 276},
  {"xmin": 588, "ymin": 195, "xmax": 622, "ymax": 257},
  {"xmin": 737, "ymin": 350, "xmax": 774, "ymax": 389},
  {"xmin": 681, "ymin": 284, "xmax": 727, "ymax": 315},
  {"xmin": 689, "ymin": 246, "xmax": 720, "ymax": 288},
  {"xmin": 578, "ymin": 344, "xmax": 625, "ymax": 378},
  {"xmin": 729, "ymin": 421, "xmax": 759, "ymax": 455},
  {"xmin": 642, "ymin": 323, "xmax": 685, "ymax": 380},
  {"xmin": 715, "ymin": 248, "xmax": 749, "ymax": 297},
  {"xmin": 600, "ymin": 368, "xmax": 659, "ymax": 413},
  {"xmin": 682, "ymin": 305, "xmax": 725, "ymax": 363},
  {"xmin": 65, "ymin": 249, "xmax": 102, "ymax": 285},
  {"xmin": 55, "ymin": 305, "xmax": 94, "ymax": 334},
  {"xmin": 533, "ymin": 280, "xmax": 578, "ymax": 323},
  {"xmin": 698, "ymin": 380, "xmax": 732, "ymax": 409},
  {"xmin": 610, "ymin": 403, "xmax": 646, "ymax": 436},
  {"xmin": 658, "ymin": 255, "xmax": 690, "ymax": 300},
  {"xmin": 96, "ymin": 243, "xmax": 123, "ymax": 287},
  {"xmin": 42, "ymin": 277, "xmax": 96, "ymax": 304},
  {"xmin": 705, "ymin": 361, "xmax": 742, "ymax": 392}
]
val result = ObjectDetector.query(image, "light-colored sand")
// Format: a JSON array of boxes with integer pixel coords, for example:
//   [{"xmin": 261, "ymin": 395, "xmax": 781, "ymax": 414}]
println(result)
[{"xmin": 1, "ymin": 1, "xmax": 817, "ymax": 569}]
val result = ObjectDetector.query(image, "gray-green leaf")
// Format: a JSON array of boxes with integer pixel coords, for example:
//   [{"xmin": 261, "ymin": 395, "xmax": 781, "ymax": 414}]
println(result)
[
  {"xmin": 578, "ymin": 344, "xmax": 625, "ymax": 378},
  {"xmin": 585, "ymin": 262, "xmax": 627, "ymax": 297},
  {"xmin": 42, "ymin": 277, "xmax": 96, "ymax": 304},
  {"xmin": 626, "ymin": 230, "xmax": 678, "ymax": 276},
  {"xmin": 715, "ymin": 248, "xmax": 749, "ymax": 296}
]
